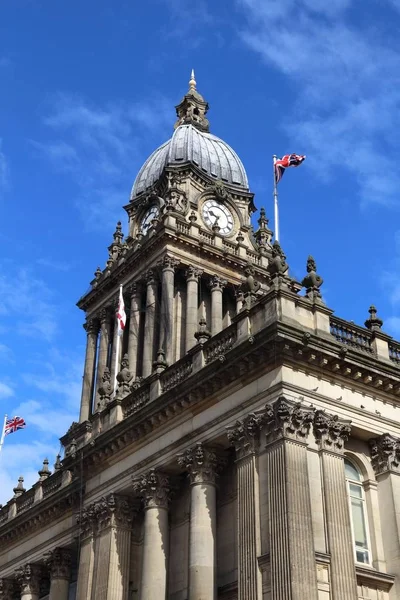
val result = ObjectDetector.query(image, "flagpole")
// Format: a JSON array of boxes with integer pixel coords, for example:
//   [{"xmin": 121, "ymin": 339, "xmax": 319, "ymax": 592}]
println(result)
[
  {"xmin": 273, "ymin": 154, "xmax": 280, "ymax": 242},
  {"xmin": 0, "ymin": 415, "xmax": 7, "ymax": 455},
  {"xmin": 113, "ymin": 286, "xmax": 122, "ymax": 395}
]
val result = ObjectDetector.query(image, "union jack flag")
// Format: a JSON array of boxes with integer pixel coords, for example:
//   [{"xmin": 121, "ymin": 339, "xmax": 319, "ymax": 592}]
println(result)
[
  {"xmin": 275, "ymin": 154, "xmax": 306, "ymax": 184},
  {"xmin": 4, "ymin": 416, "xmax": 26, "ymax": 436}
]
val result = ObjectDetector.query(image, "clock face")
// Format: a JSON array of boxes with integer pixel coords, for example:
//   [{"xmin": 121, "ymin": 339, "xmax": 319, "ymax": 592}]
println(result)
[
  {"xmin": 202, "ymin": 200, "xmax": 234, "ymax": 236},
  {"xmin": 140, "ymin": 206, "xmax": 160, "ymax": 235}
]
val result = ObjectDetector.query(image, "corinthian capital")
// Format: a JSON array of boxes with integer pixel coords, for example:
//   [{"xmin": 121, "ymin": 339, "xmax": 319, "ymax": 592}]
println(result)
[
  {"xmin": 132, "ymin": 469, "xmax": 171, "ymax": 509},
  {"xmin": 313, "ymin": 410, "xmax": 351, "ymax": 453},
  {"xmin": 99, "ymin": 307, "xmax": 112, "ymax": 325},
  {"xmin": 209, "ymin": 275, "xmax": 227, "ymax": 291},
  {"xmin": 186, "ymin": 265, "xmax": 203, "ymax": 281},
  {"xmin": 145, "ymin": 269, "xmax": 157, "ymax": 285},
  {"xmin": 77, "ymin": 503, "xmax": 98, "ymax": 538},
  {"xmin": 264, "ymin": 396, "xmax": 314, "ymax": 445},
  {"xmin": 93, "ymin": 493, "xmax": 134, "ymax": 530},
  {"xmin": 83, "ymin": 317, "xmax": 100, "ymax": 335},
  {"xmin": 16, "ymin": 564, "xmax": 42, "ymax": 596},
  {"xmin": 369, "ymin": 433, "xmax": 400, "ymax": 475},
  {"xmin": 159, "ymin": 255, "xmax": 179, "ymax": 271},
  {"xmin": 177, "ymin": 443, "xmax": 222, "ymax": 484},
  {"xmin": 227, "ymin": 412, "xmax": 265, "ymax": 459},
  {"xmin": 44, "ymin": 548, "xmax": 71, "ymax": 581}
]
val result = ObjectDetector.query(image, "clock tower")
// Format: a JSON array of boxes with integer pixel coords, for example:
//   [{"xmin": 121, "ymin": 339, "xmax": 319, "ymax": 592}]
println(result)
[{"xmin": 76, "ymin": 70, "xmax": 276, "ymax": 419}]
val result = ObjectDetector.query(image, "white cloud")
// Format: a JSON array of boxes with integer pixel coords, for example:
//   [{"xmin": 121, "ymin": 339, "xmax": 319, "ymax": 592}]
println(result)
[
  {"xmin": 237, "ymin": 0, "xmax": 400, "ymax": 207},
  {"xmin": 0, "ymin": 382, "xmax": 14, "ymax": 399}
]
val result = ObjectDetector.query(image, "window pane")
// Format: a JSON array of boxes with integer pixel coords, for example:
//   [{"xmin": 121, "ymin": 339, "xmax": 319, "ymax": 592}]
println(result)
[
  {"xmin": 351, "ymin": 497, "xmax": 368, "ymax": 549},
  {"xmin": 349, "ymin": 483, "xmax": 363, "ymax": 498},
  {"xmin": 345, "ymin": 459, "xmax": 361, "ymax": 481},
  {"xmin": 356, "ymin": 549, "xmax": 369, "ymax": 564}
]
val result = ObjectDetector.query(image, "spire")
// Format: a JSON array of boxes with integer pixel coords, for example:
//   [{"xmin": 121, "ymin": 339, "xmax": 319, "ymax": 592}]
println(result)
[
  {"xmin": 174, "ymin": 70, "xmax": 210, "ymax": 133},
  {"xmin": 189, "ymin": 69, "xmax": 196, "ymax": 92}
]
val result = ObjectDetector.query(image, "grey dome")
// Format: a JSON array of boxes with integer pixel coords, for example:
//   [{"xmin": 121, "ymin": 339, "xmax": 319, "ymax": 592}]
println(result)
[{"xmin": 131, "ymin": 124, "xmax": 248, "ymax": 198}]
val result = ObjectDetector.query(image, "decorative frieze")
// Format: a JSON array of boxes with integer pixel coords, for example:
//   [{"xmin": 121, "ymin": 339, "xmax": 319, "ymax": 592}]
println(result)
[
  {"xmin": 370, "ymin": 433, "xmax": 400, "ymax": 475},
  {"xmin": 16, "ymin": 564, "xmax": 42, "ymax": 596},
  {"xmin": 177, "ymin": 443, "xmax": 221, "ymax": 484},
  {"xmin": 227, "ymin": 412, "xmax": 265, "ymax": 459},
  {"xmin": 264, "ymin": 396, "xmax": 314, "ymax": 444},
  {"xmin": 132, "ymin": 469, "xmax": 171, "ymax": 509},
  {"xmin": 313, "ymin": 410, "xmax": 351, "ymax": 453},
  {"xmin": 44, "ymin": 548, "xmax": 72, "ymax": 580}
]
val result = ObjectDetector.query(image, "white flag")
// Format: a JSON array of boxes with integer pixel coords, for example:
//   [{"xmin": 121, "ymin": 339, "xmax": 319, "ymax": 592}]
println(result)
[{"xmin": 116, "ymin": 286, "xmax": 126, "ymax": 334}]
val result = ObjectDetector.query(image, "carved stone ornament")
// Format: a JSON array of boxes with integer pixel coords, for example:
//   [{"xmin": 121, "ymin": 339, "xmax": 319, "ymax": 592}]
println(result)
[
  {"xmin": 13, "ymin": 476, "xmax": 26, "ymax": 498},
  {"xmin": 194, "ymin": 317, "xmax": 212, "ymax": 344},
  {"xmin": 268, "ymin": 241, "xmax": 289, "ymax": 278},
  {"xmin": 93, "ymin": 493, "xmax": 134, "ymax": 530},
  {"xmin": 302, "ymin": 255, "xmax": 323, "ymax": 300},
  {"xmin": 227, "ymin": 412, "xmax": 265, "ymax": 459},
  {"xmin": 254, "ymin": 207, "xmax": 272, "ymax": 250},
  {"xmin": 174, "ymin": 71, "xmax": 210, "ymax": 132},
  {"xmin": 209, "ymin": 275, "xmax": 227, "ymax": 291},
  {"xmin": 116, "ymin": 354, "xmax": 134, "ymax": 398},
  {"xmin": 186, "ymin": 265, "xmax": 203, "ymax": 281},
  {"xmin": 84, "ymin": 317, "xmax": 100, "ymax": 335},
  {"xmin": 313, "ymin": 410, "xmax": 351, "ymax": 453},
  {"xmin": 77, "ymin": 504, "xmax": 98, "ymax": 538},
  {"xmin": 177, "ymin": 443, "xmax": 221, "ymax": 485},
  {"xmin": 159, "ymin": 255, "xmax": 179, "ymax": 271},
  {"xmin": 164, "ymin": 174, "xmax": 188, "ymax": 214},
  {"xmin": 44, "ymin": 548, "xmax": 72, "ymax": 580},
  {"xmin": 0, "ymin": 578, "xmax": 17, "ymax": 600},
  {"xmin": 132, "ymin": 469, "xmax": 171, "ymax": 509},
  {"xmin": 16, "ymin": 564, "xmax": 42, "ymax": 596},
  {"xmin": 264, "ymin": 396, "xmax": 315, "ymax": 444},
  {"xmin": 98, "ymin": 366, "xmax": 114, "ymax": 407},
  {"xmin": 241, "ymin": 263, "xmax": 261, "ymax": 308},
  {"xmin": 364, "ymin": 305, "xmax": 383, "ymax": 332},
  {"xmin": 208, "ymin": 180, "xmax": 232, "ymax": 203},
  {"xmin": 369, "ymin": 433, "xmax": 400, "ymax": 474},
  {"xmin": 38, "ymin": 458, "xmax": 51, "ymax": 481}
]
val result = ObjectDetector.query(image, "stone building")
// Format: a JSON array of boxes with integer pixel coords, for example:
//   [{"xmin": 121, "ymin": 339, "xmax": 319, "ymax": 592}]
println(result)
[{"xmin": 1, "ymin": 72, "xmax": 400, "ymax": 600}]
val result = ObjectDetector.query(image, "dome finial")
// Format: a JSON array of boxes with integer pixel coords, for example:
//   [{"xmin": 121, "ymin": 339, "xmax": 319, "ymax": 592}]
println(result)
[{"xmin": 189, "ymin": 69, "xmax": 196, "ymax": 91}]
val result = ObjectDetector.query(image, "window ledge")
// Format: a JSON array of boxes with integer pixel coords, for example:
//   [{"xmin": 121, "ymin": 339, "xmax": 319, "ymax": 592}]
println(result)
[{"xmin": 356, "ymin": 565, "xmax": 395, "ymax": 592}]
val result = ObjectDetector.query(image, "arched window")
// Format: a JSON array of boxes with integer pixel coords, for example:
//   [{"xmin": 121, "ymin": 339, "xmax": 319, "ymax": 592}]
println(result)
[{"xmin": 344, "ymin": 458, "xmax": 371, "ymax": 565}]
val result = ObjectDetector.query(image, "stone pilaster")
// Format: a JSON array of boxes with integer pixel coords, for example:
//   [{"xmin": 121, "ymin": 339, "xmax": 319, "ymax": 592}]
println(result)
[
  {"xmin": 264, "ymin": 397, "xmax": 318, "ymax": 600},
  {"xmin": 91, "ymin": 494, "xmax": 134, "ymax": 600},
  {"xmin": 132, "ymin": 469, "xmax": 170, "ymax": 600},
  {"xmin": 76, "ymin": 505, "xmax": 97, "ymax": 600},
  {"xmin": 79, "ymin": 317, "xmax": 99, "ymax": 422},
  {"xmin": 370, "ymin": 433, "xmax": 400, "ymax": 597},
  {"xmin": 96, "ymin": 308, "xmax": 112, "ymax": 403},
  {"xmin": 45, "ymin": 548, "xmax": 71, "ymax": 600},
  {"xmin": 159, "ymin": 256, "xmax": 178, "ymax": 365},
  {"xmin": 209, "ymin": 275, "xmax": 227, "ymax": 335},
  {"xmin": 177, "ymin": 443, "xmax": 220, "ymax": 600},
  {"xmin": 127, "ymin": 283, "xmax": 141, "ymax": 380},
  {"xmin": 185, "ymin": 266, "xmax": 203, "ymax": 352},
  {"xmin": 142, "ymin": 270, "xmax": 157, "ymax": 378},
  {"xmin": 0, "ymin": 579, "xmax": 17, "ymax": 600},
  {"xmin": 227, "ymin": 413, "xmax": 264, "ymax": 600},
  {"xmin": 16, "ymin": 565, "xmax": 42, "ymax": 600},
  {"xmin": 314, "ymin": 410, "xmax": 357, "ymax": 600}
]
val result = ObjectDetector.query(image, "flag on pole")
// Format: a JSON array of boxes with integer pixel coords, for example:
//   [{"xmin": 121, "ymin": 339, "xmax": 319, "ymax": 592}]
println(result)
[
  {"xmin": 4, "ymin": 416, "xmax": 26, "ymax": 435},
  {"xmin": 274, "ymin": 153, "xmax": 306, "ymax": 184},
  {"xmin": 116, "ymin": 286, "xmax": 126, "ymax": 335}
]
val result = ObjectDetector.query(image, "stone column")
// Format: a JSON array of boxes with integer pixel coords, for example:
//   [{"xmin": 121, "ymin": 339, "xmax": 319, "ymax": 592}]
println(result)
[
  {"xmin": 127, "ymin": 283, "xmax": 141, "ymax": 380},
  {"xmin": 227, "ymin": 414, "xmax": 264, "ymax": 600},
  {"xmin": 177, "ymin": 443, "xmax": 219, "ymax": 600},
  {"xmin": 96, "ymin": 308, "xmax": 112, "ymax": 402},
  {"xmin": 76, "ymin": 505, "xmax": 97, "ymax": 600},
  {"xmin": 209, "ymin": 275, "xmax": 227, "ymax": 336},
  {"xmin": 79, "ymin": 317, "xmax": 99, "ymax": 422},
  {"xmin": 185, "ymin": 266, "xmax": 202, "ymax": 352},
  {"xmin": 142, "ymin": 270, "xmax": 157, "ymax": 378},
  {"xmin": 370, "ymin": 433, "xmax": 400, "ymax": 598},
  {"xmin": 159, "ymin": 256, "xmax": 177, "ymax": 366},
  {"xmin": 264, "ymin": 397, "xmax": 318, "ymax": 600},
  {"xmin": 314, "ymin": 410, "xmax": 358, "ymax": 600},
  {"xmin": 132, "ymin": 469, "xmax": 170, "ymax": 600},
  {"xmin": 16, "ymin": 565, "xmax": 42, "ymax": 600},
  {"xmin": 46, "ymin": 548, "xmax": 71, "ymax": 600},
  {"xmin": 91, "ymin": 494, "xmax": 134, "ymax": 600}
]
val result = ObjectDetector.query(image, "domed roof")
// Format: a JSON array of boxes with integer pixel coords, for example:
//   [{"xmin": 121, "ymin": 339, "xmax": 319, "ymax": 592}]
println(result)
[{"xmin": 131, "ymin": 124, "xmax": 249, "ymax": 198}]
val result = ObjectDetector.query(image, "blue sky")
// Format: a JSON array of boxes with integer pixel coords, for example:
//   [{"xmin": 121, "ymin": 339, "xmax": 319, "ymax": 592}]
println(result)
[{"xmin": 1, "ymin": 0, "xmax": 400, "ymax": 503}]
